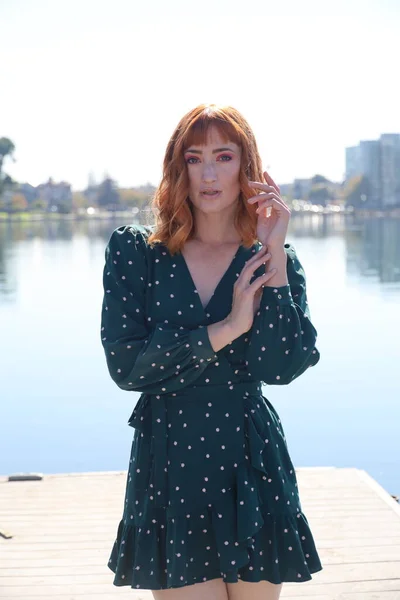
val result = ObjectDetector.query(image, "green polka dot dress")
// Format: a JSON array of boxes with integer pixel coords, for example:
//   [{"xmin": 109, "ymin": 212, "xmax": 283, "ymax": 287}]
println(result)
[{"xmin": 100, "ymin": 223, "xmax": 323, "ymax": 590}]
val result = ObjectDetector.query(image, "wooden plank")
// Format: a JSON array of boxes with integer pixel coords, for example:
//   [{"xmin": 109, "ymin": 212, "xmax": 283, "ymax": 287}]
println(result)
[
  {"xmin": 0, "ymin": 589, "xmax": 148, "ymax": 599},
  {"xmin": 0, "ymin": 496, "xmax": 391, "ymax": 513},
  {"xmin": 281, "ymin": 577, "xmax": 400, "ymax": 597},
  {"xmin": 3, "ymin": 537, "xmax": 400, "ymax": 560},
  {"xmin": 1, "ymin": 561, "xmax": 399, "ymax": 586},
  {"xmin": 2, "ymin": 578, "xmax": 400, "ymax": 599},
  {"xmin": 0, "ymin": 597, "xmax": 147, "ymax": 600},
  {"xmin": 3, "ymin": 543, "xmax": 399, "ymax": 570},
  {"xmin": 0, "ymin": 467, "xmax": 399, "ymax": 599},
  {"xmin": 285, "ymin": 593, "xmax": 400, "ymax": 600},
  {"xmin": 2, "ymin": 504, "xmax": 396, "ymax": 522}
]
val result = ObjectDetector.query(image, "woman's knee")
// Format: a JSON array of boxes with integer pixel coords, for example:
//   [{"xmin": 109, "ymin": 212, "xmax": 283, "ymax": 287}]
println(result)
[{"xmin": 152, "ymin": 577, "xmax": 229, "ymax": 600}]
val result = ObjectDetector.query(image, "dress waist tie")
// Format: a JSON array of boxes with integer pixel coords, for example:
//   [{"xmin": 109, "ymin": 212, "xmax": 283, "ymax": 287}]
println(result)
[{"xmin": 128, "ymin": 380, "xmax": 262, "ymax": 509}]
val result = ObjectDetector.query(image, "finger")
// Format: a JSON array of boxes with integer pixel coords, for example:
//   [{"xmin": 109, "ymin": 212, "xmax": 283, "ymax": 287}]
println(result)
[
  {"xmin": 248, "ymin": 181, "xmax": 276, "ymax": 195},
  {"xmin": 239, "ymin": 249, "xmax": 270, "ymax": 279},
  {"xmin": 247, "ymin": 183, "xmax": 284, "ymax": 206},
  {"xmin": 256, "ymin": 197, "xmax": 290, "ymax": 214},
  {"xmin": 248, "ymin": 268, "xmax": 278, "ymax": 293},
  {"xmin": 248, "ymin": 192, "xmax": 289, "ymax": 214},
  {"xmin": 243, "ymin": 252, "xmax": 271, "ymax": 273},
  {"xmin": 240, "ymin": 249, "xmax": 272, "ymax": 286},
  {"xmin": 243, "ymin": 245, "xmax": 269, "ymax": 264},
  {"xmin": 263, "ymin": 170, "xmax": 280, "ymax": 194},
  {"xmin": 247, "ymin": 192, "xmax": 281, "ymax": 205}
]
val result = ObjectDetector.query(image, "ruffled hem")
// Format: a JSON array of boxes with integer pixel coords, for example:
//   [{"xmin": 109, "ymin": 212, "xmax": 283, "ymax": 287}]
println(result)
[
  {"xmin": 107, "ymin": 392, "xmax": 323, "ymax": 589},
  {"xmin": 107, "ymin": 502, "xmax": 322, "ymax": 589}
]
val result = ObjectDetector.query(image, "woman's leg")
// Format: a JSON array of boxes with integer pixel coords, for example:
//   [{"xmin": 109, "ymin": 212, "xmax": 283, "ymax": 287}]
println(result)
[
  {"xmin": 226, "ymin": 580, "xmax": 283, "ymax": 600},
  {"xmin": 152, "ymin": 577, "xmax": 229, "ymax": 600}
]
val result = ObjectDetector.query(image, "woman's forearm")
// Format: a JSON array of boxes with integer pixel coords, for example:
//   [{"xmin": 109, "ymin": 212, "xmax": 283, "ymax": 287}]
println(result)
[
  {"xmin": 206, "ymin": 245, "xmax": 289, "ymax": 353},
  {"xmin": 264, "ymin": 244, "xmax": 289, "ymax": 287},
  {"xmin": 207, "ymin": 318, "xmax": 240, "ymax": 353}
]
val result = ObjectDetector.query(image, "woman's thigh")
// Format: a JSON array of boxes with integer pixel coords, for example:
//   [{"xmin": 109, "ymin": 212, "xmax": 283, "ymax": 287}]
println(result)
[
  {"xmin": 152, "ymin": 577, "xmax": 229, "ymax": 600},
  {"xmin": 226, "ymin": 579, "xmax": 283, "ymax": 600}
]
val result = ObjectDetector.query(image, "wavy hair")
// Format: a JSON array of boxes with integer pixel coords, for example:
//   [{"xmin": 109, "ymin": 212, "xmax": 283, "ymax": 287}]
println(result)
[{"xmin": 146, "ymin": 103, "xmax": 265, "ymax": 255}]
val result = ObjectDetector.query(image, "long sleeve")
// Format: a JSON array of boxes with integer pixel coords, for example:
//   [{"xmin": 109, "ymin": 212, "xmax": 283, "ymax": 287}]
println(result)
[
  {"xmin": 244, "ymin": 243, "xmax": 320, "ymax": 385},
  {"xmin": 100, "ymin": 225, "xmax": 218, "ymax": 394}
]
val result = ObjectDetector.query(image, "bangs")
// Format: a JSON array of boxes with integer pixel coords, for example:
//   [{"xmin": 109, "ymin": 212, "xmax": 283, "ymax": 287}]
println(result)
[{"xmin": 182, "ymin": 112, "xmax": 242, "ymax": 151}]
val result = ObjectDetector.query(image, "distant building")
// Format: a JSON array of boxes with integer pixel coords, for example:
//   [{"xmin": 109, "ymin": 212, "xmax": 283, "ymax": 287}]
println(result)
[
  {"xmin": 279, "ymin": 177, "xmax": 341, "ymax": 205},
  {"xmin": 345, "ymin": 146, "xmax": 362, "ymax": 180},
  {"xmin": 279, "ymin": 179, "xmax": 313, "ymax": 201},
  {"xmin": 36, "ymin": 178, "xmax": 73, "ymax": 212},
  {"xmin": 277, "ymin": 183, "xmax": 292, "ymax": 198},
  {"xmin": 381, "ymin": 134, "xmax": 400, "ymax": 208},
  {"xmin": 359, "ymin": 140, "xmax": 381, "ymax": 207},
  {"xmin": 293, "ymin": 178, "xmax": 312, "ymax": 200},
  {"xmin": 345, "ymin": 134, "xmax": 400, "ymax": 209}
]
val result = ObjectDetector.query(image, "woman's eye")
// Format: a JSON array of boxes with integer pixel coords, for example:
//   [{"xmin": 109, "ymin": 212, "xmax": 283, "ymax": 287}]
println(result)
[{"xmin": 186, "ymin": 155, "xmax": 232, "ymax": 164}]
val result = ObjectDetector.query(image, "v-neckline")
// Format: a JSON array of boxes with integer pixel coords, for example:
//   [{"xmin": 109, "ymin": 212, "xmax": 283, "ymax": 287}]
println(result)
[{"xmin": 178, "ymin": 243, "xmax": 244, "ymax": 314}]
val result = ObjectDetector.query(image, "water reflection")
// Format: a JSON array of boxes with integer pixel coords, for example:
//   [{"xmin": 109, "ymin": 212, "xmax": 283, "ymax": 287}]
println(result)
[
  {"xmin": 0, "ymin": 217, "xmax": 114, "ymax": 245},
  {"xmin": 1, "ymin": 212, "xmax": 399, "ymax": 493},
  {"xmin": 0, "ymin": 214, "xmax": 400, "ymax": 301},
  {"xmin": 0, "ymin": 216, "xmax": 144, "ymax": 300},
  {"xmin": 0, "ymin": 224, "xmax": 16, "ymax": 300},
  {"xmin": 353, "ymin": 218, "xmax": 400, "ymax": 284}
]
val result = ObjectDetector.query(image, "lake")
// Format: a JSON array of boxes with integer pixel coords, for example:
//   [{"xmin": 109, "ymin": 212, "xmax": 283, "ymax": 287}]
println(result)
[{"xmin": 1, "ymin": 214, "xmax": 399, "ymax": 497}]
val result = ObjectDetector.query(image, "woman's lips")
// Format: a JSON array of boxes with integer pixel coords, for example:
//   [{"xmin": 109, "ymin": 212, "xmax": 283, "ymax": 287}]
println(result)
[{"xmin": 201, "ymin": 191, "xmax": 222, "ymax": 198}]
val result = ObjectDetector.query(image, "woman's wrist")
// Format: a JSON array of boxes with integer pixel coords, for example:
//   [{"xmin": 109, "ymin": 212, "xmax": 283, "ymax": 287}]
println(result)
[
  {"xmin": 263, "ymin": 245, "xmax": 288, "ymax": 287},
  {"xmin": 207, "ymin": 317, "xmax": 241, "ymax": 352}
]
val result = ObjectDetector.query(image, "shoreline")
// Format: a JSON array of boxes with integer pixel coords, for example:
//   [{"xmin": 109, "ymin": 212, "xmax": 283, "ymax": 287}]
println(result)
[{"xmin": 1, "ymin": 209, "xmax": 400, "ymax": 223}]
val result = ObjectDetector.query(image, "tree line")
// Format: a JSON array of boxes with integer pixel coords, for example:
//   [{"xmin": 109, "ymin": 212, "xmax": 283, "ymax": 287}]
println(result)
[{"xmin": 1, "ymin": 136, "xmax": 374, "ymax": 213}]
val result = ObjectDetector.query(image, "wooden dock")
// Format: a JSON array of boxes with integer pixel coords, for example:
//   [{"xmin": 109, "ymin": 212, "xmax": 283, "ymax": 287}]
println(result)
[{"xmin": 1, "ymin": 467, "xmax": 400, "ymax": 599}]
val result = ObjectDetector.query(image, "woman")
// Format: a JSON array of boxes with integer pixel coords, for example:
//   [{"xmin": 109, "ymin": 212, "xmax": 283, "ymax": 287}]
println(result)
[{"xmin": 100, "ymin": 103, "xmax": 323, "ymax": 600}]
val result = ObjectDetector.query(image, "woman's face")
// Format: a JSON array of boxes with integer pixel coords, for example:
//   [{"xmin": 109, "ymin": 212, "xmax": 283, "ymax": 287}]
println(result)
[{"xmin": 184, "ymin": 126, "xmax": 242, "ymax": 215}]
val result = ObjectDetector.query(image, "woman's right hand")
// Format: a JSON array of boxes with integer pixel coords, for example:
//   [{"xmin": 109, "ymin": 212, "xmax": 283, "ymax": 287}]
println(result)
[{"xmin": 226, "ymin": 246, "xmax": 277, "ymax": 336}]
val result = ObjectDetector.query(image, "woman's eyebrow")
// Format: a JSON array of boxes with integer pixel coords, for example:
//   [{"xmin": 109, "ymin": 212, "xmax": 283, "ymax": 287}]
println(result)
[{"xmin": 184, "ymin": 147, "xmax": 236, "ymax": 154}]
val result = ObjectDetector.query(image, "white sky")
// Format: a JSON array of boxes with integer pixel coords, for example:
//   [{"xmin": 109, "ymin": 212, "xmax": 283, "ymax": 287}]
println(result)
[{"xmin": 1, "ymin": 0, "xmax": 399, "ymax": 190}]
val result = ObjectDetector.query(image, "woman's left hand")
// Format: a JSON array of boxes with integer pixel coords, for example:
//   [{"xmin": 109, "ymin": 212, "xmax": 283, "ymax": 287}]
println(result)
[{"xmin": 247, "ymin": 170, "xmax": 291, "ymax": 248}]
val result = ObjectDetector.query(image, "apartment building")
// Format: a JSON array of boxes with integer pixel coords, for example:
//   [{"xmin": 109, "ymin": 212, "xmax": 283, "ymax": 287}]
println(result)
[
  {"xmin": 381, "ymin": 134, "xmax": 400, "ymax": 208},
  {"xmin": 345, "ymin": 134, "xmax": 400, "ymax": 209}
]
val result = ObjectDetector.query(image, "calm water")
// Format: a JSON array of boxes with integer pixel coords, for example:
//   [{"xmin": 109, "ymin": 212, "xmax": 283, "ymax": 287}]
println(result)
[{"xmin": 1, "ymin": 214, "xmax": 399, "ymax": 496}]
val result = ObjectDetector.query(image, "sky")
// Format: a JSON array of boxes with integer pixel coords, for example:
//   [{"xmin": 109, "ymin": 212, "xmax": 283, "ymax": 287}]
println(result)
[{"xmin": 1, "ymin": 0, "xmax": 399, "ymax": 191}]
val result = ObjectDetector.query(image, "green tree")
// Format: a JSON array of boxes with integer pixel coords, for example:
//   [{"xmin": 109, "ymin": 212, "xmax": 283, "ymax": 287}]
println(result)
[
  {"xmin": 311, "ymin": 174, "xmax": 330, "ymax": 185},
  {"xmin": 72, "ymin": 191, "xmax": 90, "ymax": 211},
  {"xmin": 10, "ymin": 193, "xmax": 28, "ymax": 212},
  {"xmin": 0, "ymin": 138, "xmax": 16, "ymax": 197},
  {"xmin": 57, "ymin": 200, "xmax": 72, "ymax": 214},
  {"xmin": 97, "ymin": 177, "xmax": 120, "ymax": 209},
  {"xmin": 119, "ymin": 188, "xmax": 152, "ymax": 209},
  {"xmin": 343, "ymin": 175, "xmax": 372, "ymax": 209},
  {"xmin": 308, "ymin": 185, "xmax": 331, "ymax": 205},
  {"xmin": 31, "ymin": 198, "xmax": 47, "ymax": 211},
  {"xmin": 307, "ymin": 174, "xmax": 334, "ymax": 206}
]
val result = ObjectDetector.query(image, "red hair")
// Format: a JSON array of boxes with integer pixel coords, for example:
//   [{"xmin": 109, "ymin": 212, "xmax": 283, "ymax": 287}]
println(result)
[{"xmin": 146, "ymin": 103, "xmax": 265, "ymax": 254}]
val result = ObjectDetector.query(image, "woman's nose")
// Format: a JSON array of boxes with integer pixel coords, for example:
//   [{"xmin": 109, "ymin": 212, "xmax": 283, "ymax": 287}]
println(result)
[{"xmin": 201, "ymin": 163, "xmax": 217, "ymax": 180}]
